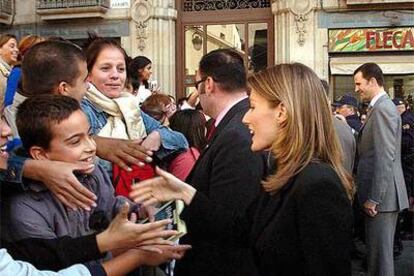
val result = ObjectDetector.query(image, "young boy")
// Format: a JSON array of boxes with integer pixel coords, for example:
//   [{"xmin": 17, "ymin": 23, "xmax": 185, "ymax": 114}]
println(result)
[{"xmin": 1, "ymin": 95, "xmax": 188, "ymax": 273}]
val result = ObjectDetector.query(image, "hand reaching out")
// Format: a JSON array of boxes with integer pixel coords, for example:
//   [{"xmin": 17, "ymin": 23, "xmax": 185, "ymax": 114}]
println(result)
[
  {"xmin": 96, "ymin": 203, "xmax": 178, "ymax": 253},
  {"xmin": 130, "ymin": 167, "xmax": 196, "ymax": 206}
]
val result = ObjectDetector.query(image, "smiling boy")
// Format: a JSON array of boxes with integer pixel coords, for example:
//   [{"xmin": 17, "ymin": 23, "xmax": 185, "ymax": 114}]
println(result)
[{"xmin": 2, "ymin": 95, "xmax": 130, "ymax": 267}]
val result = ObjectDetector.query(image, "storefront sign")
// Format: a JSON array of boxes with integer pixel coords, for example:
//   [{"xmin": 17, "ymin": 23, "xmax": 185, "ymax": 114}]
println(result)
[
  {"xmin": 329, "ymin": 27, "xmax": 414, "ymax": 52},
  {"xmin": 111, "ymin": 0, "xmax": 130, "ymax": 9}
]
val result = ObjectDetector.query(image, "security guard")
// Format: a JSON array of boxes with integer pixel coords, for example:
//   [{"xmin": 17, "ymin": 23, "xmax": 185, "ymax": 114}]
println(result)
[{"xmin": 393, "ymin": 98, "xmax": 414, "ymax": 253}]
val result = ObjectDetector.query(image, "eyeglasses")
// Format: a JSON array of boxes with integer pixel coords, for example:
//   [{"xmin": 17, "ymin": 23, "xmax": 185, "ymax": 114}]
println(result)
[{"xmin": 194, "ymin": 77, "xmax": 207, "ymax": 90}]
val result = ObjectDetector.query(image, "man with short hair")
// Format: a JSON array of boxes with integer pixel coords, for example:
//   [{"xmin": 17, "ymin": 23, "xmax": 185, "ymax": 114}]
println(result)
[
  {"xmin": 354, "ymin": 62, "xmax": 409, "ymax": 276},
  {"xmin": 334, "ymin": 94, "xmax": 362, "ymax": 134},
  {"xmin": 175, "ymin": 49, "xmax": 265, "ymax": 276}
]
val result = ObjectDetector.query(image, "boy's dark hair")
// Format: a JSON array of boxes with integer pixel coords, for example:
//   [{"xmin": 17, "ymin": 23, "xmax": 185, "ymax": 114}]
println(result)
[
  {"xmin": 169, "ymin": 109, "xmax": 207, "ymax": 151},
  {"xmin": 353, "ymin": 62, "xmax": 384, "ymax": 87},
  {"xmin": 16, "ymin": 95, "xmax": 81, "ymax": 151},
  {"xmin": 22, "ymin": 40, "xmax": 86, "ymax": 96},
  {"xmin": 199, "ymin": 48, "xmax": 246, "ymax": 92}
]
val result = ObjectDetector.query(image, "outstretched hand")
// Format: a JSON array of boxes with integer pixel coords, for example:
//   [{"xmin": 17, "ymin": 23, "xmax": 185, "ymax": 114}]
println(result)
[
  {"xmin": 129, "ymin": 167, "xmax": 196, "ymax": 206},
  {"xmin": 97, "ymin": 203, "xmax": 179, "ymax": 253}
]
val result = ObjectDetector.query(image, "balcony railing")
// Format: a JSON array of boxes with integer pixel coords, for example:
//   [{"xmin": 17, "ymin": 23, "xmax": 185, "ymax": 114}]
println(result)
[
  {"xmin": 37, "ymin": 0, "xmax": 110, "ymax": 20},
  {"xmin": 37, "ymin": 0, "xmax": 110, "ymax": 9},
  {"xmin": 0, "ymin": 0, "xmax": 12, "ymax": 16}
]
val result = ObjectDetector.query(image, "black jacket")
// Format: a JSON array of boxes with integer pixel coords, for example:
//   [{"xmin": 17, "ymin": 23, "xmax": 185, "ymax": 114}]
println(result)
[
  {"xmin": 175, "ymin": 98, "xmax": 266, "ymax": 276},
  {"xmin": 182, "ymin": 162, "xmax": 353, "ymax": 276}
]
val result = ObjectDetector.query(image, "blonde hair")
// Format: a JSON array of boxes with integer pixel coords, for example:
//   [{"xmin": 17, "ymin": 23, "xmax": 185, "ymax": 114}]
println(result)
[{"xmin": 248, "ymin": 63, "xmax": 354, "ymax": 199}]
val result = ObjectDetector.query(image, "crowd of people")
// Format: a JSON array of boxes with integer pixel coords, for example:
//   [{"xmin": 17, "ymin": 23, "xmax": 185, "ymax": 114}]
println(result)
[{"xmin": 0, "ymin": 32, "xmax": 412, "ymax": 276}]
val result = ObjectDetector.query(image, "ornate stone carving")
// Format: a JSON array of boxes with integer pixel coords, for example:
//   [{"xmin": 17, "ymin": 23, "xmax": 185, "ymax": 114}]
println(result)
[
  {"xmin": 131, "ymin": 0, "xmax": 152, "ymax": 51},
  {"xmin": 290, "ymin": 0, "xmax": 313, "ymax": 47},
  {"xmin": 294, "ymin": 13, "xmax": 308, "ymax": 46}
]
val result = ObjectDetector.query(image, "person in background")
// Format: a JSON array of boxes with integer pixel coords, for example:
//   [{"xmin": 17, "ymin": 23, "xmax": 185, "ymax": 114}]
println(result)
[
  {"xmin": 178, "ymin": 91, "xmax": 199, "ymax": 111},
  {"xmin": 354, "ymin": 63, "xmax": 409, "ymax": 276},
  {"xmin": 168, "ymin": 109, "xmax": 207, "ymax": 180},
  {"xmin": 131, "ymin": 63, "xmax": 354, "ymax": 276},
  {"xmin": 392, "ymin": 98, "xmax": 414, "ymax": 253},
  {"xmin": 141, "ymin": 94, "xmax": 177, "ymax": 126},
  {"xmin": 4, "ymin": 35, "xmax": 45, "ymax": 107},
  {"xmin": 82, "ymin": 37, "xmax": 187, "ymax": 196},
  {"xmin": 0, "ymin": 34, "xmax": 18, "ymax": 104},
  {"xmin": 3, "ymin": 35, "xmax": 45, "ymax": 152},
  {"xmin": 128, "ymin": 56, "xmax": 156, "ymax": 104},
  {"xmin": 333, "ymin": 94, "xmax": 362, "ymax": 134}
]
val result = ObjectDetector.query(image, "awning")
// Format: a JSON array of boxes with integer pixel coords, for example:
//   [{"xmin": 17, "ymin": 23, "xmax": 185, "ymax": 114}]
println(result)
[{"xmin": 330, "ymin": 55, "xmax": 414, "ymax": 75}]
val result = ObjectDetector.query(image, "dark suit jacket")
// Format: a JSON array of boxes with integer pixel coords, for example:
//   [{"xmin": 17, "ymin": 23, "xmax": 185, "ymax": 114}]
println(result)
[
  {"xmin": 181, "ymin": 162, "xmax": 353, "ymax": 276},
  {"xmin": 175, "ymin": 98, "xmax": 266, "ymax": 276}
]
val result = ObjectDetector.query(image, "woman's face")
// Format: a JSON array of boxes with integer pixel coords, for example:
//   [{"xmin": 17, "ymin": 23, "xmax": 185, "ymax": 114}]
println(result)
[
  {"xmin": 139, "ymin": 63, "xmax": 152, "ymax": 82},
  {"xmin": 88, "ymin": 47, "xmax": 126, "ymax": 98},
  {"xmin": 0, "ymin": 38, "xmax": 18, "ymax": 65},
  {"xmin": 242, "ymin": 90, "xmax": 281, "ymax": 152}
]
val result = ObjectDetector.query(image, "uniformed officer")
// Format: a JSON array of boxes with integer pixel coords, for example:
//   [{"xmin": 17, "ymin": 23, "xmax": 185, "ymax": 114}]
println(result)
[
  {"xmin": 393, "ymin": 98, "xmax": 414, "ymax": 252},
  {"xmin": 333, "ymin": 94, "xmax": 362, "ymax": 134}
]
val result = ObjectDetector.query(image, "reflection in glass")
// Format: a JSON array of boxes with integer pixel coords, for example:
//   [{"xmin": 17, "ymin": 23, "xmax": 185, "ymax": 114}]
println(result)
[
  {"xmin": 185, "ymin": 25, "xmax": 204, "ymax": 79},
  {"xmin": 206, "ymin": 24, "xmax": 245, "ymax": 55},
  {"xmin": 248, "ymin": 23, "xmax": 268, "ymax": 73}
]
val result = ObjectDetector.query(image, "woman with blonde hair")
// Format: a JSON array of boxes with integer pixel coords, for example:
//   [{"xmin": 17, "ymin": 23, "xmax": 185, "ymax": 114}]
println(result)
[{"xmin": 130, "ymin": 63, "xmax": 354, "ymax": 275}]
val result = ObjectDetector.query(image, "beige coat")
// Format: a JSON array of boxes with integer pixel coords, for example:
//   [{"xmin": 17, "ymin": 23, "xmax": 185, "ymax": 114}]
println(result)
[{"xmin": 0, "ymin": 60, "xmax": 10, "ymax": 106}]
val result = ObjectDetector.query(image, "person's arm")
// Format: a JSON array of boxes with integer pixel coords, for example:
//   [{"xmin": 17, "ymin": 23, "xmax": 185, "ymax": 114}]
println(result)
[
  {"xmin": 130, "ymin": 167, "xmax": 257, "ymax": 246},
  {"xmin": 0, "ymin": 248, "xmax": 94, "ymax": 276},
  {"xmin": 141, "ymin": 111, "xmax": 188, "ymax": 153},
  {"xmin": 4, "ymin": 150, "xmax": 97, "ymax": 210}
]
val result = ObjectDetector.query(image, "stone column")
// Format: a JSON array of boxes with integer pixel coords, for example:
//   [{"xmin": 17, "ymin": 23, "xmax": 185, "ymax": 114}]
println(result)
[
  {"xmin": 127, "ymin": 0, "xmax": 177, "ymax": 96},
  {"xmin": 272, "ymin": 0, "xmax": 328, "ymax": 80}
]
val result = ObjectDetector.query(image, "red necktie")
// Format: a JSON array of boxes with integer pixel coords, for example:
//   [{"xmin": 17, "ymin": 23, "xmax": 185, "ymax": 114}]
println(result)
[{"xmin": 206, "ymin": 120, "xmax": 216, "ymax": 142}]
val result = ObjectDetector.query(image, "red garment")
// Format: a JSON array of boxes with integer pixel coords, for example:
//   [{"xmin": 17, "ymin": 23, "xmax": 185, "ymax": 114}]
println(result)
[
  {"xmin": 168, "ymin": 147, "xmax": 200, "ymax": 181},
  {"xmin": 112, "ymin": 163, "xmax": 155, "ymax": 197}
]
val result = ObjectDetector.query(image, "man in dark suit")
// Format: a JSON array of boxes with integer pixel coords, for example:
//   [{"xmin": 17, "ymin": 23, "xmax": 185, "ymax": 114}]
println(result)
[
  {"xmin": 354, "ymin": 63, "xmax": 409, "ymax": 276},
  {"xmin": 175, "ymin": 49, "xmax": 265, "ymax": 276}
]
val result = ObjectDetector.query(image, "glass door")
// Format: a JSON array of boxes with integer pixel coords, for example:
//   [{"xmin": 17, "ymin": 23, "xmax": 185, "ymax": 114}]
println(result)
[{"xmin": 182, "ymin": 22, "xmax": 272, "ymax": 97}]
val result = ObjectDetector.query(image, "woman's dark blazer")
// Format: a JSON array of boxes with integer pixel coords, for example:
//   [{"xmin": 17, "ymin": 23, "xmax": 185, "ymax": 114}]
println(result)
[{"xmin": 181, "ymin": 161, "xmax": 353, "ymax": 276}]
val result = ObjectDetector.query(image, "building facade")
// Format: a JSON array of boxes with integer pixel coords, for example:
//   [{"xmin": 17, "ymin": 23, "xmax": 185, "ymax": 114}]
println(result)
[{"xmin": 0, "ymin": 0, "xmax": 413, "ymax": 100}]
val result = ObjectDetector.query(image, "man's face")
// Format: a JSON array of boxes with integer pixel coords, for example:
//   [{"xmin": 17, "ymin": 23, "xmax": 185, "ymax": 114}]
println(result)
[
  {"xmin": 354, "ymin": 72, "xmax": 375, "ymax": 103},
  {"xmin": 195, "ymin": 70, "xmax": 210, "ymax": 115},
  {"xmin": 65, "ymin": 60, "xmax": 90, "ymax": 102},
  {"xmin": 43, "ymin": 110, "xmax": 96, "ymax": 174},
  {"xmin": 336, "ymin": 105, "xmax": 353, "ymax": 117}
]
